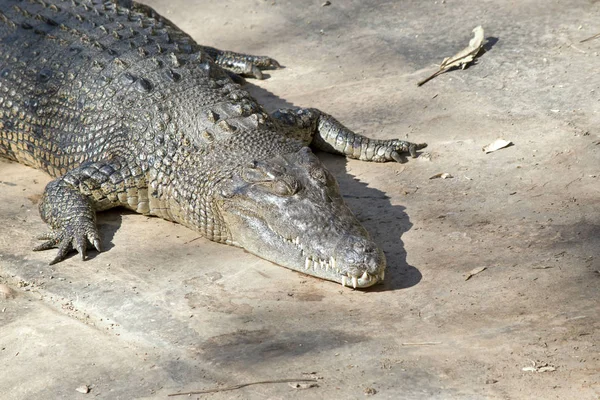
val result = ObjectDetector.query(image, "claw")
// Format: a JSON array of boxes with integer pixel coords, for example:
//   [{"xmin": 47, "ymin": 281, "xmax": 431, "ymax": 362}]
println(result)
[
  {"xmin": 74, "ymin": 236, "xmax": 87, "ymax": 260},
  {"xmin": 93, "ymin": 238, "xmax": 102, "ymax": 252}
]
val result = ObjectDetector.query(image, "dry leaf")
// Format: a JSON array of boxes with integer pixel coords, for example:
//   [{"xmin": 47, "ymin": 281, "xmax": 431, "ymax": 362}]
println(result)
[
  {"xmin": 418, "ymin": 26, "xmax": 485, "ymax": 86},
  {"xmin": 364, "ymin": 387, "xmax": 378, "ymax": 395},
  {"xmin": 440, "ymin": 26, "xmax": 485, "ymax": 70},
  {"xmin": 522, "ymin": 362, "xmax": 556, "ymax": 373},
  {"xmin": 288, "ymin": 382, "xmax": 319, "ymax": 389},
  {"xmin": 482, "ymin": 139, "xmax": 512, "ymax": 153},
  {"xmin": 419, "ymin": 152, "xmax": 432, "ymax": 161},
  {"xmin": 429, "ymin": 172, "xmax": 453, "ymax": 179},
  {"xmin": 465, "ymin": 266, "xmax": 487, "ymax": 280},
  {"xmin": 75, "ymin": 385, "xmax": 90, "ymax": 394}
]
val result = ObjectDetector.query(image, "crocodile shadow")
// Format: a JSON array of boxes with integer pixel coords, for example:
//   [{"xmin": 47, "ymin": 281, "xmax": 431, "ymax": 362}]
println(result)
[
  {"xmin": 244, "ymin": 82, "xmax": 297, "ymax": 111},
  {"xmin": 86, "ymin": 210, "xmax": 122, "ymax": 261}
]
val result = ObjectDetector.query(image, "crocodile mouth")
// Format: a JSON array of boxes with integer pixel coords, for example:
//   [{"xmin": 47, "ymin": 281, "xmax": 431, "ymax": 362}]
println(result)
[
  {"xmin": 275, "ymin": 232, "xmax": 383, "ymax": 288},
  {"xmin": 221, "ymin": 200, "xmax": 385, "ymax": 289}
]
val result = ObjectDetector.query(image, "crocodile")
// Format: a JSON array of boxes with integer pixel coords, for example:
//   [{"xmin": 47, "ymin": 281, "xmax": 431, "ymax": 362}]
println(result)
[{"xmin": 0, "ymin": 0, "xmax": 426, "ymax": 288}]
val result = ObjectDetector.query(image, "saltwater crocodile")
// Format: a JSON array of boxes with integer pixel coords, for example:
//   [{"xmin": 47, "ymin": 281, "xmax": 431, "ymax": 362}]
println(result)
[{"xmin": 0, "ymin": 0, "xmax": 426, "ymax": 288}]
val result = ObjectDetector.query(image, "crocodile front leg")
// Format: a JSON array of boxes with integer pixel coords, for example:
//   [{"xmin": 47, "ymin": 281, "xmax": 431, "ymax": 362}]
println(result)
[
  {"xmin": 111, "ymin": 2, "xmax": 281, "ymax": 80},
  {"xmin": 272, "ymin": 108, "xmax": 427, "ymax": 162},
  {"xmin": 34, "ymin": 159, "xmax": 147, "ymax": 264}
]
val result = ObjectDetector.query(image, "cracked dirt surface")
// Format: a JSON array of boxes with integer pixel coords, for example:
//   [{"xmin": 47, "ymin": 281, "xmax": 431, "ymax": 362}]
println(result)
[{"xmin": 1, "ymin": 1, "xmax": 599, "ymax": 399}]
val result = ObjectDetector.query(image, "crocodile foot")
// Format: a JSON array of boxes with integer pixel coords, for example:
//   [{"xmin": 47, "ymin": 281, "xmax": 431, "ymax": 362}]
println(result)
[
  {"xmin": 33, "ymin": 219, "xmax": 102, "ymax": 265},
  {"xmin": 387, "ymin": 140, "xmax": 428, "ymax": 163}
]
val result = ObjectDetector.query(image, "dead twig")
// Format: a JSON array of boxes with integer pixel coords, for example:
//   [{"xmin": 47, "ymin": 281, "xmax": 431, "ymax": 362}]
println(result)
[
  {"xmin": 184, "ymin": 236, "xmax": 202, "ymax": 244},
  {"xmin": 569, "ymin": 43, "xmax": 587, "ymax": 53},
  {"xmin": 417, "ymin": 26, "xmax": 485, "ymax": 86},
  {"xmin": 401, "ymin": 341, "xmax": 442, "ymax": 346},
  {"xmin": 168, "ymin": 378, "xmax": 319, "ymax": 396},
  {"xmin": 580, "ymin": 32, "xmax": 600, "ymax": 43},
  {"xmin": 417, "ymin": 70, "xmax": 444, "ymax": 87}
]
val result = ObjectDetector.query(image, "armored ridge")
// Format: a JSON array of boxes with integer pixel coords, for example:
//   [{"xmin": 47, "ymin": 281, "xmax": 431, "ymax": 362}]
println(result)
[{"xmin": 0, "ymin": 0, "xmax": 426, "ymax": 288}]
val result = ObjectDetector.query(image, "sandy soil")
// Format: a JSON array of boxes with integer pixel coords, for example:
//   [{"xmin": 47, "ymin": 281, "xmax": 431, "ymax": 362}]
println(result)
[{"xmin": 1, "ymin": 0, "xmax": 599, "ymax": 399}]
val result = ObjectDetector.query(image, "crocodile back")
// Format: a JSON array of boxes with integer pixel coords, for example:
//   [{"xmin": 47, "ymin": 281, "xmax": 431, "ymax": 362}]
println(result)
[{"xmin": 0, "ymin": 0, "xmax": 265, "ymax": 177}]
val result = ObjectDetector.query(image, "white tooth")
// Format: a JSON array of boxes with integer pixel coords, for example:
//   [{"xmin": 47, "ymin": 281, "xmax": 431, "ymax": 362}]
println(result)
[
  {"xmin": 320, "ymin": 260, "xmax": 325, "ymax": 269},
  {"xmin": 325, "ymin": 262, "xmax": 329, "ymax": 271},
  {"xmin": 341, "ymin": 276, "xmax": 348, "ymax": 287},
  {"xmin": 305, "ymin": 258, "xmax": 311, "ymax": 270},
  {"xmin": 352, "ymin": 276, "xmax": 358, "ymax": 289},
  {"xmin": 380, "ymin": 270, "xmax": 385, "ymax": 281},
  {"xmin": 295, "ymin": 237, "xmax": 300, "ymax": 245},
  {"xmin": 361, "ymin": 271, "xmax": 369, "ymax": 281},
  {"xmin": 313, "ymin": 260, "xmax": 318, "ymax": 271},
  {"xmin": 330, "ymin": 257, "xmax": 337, "ymax": 270}
]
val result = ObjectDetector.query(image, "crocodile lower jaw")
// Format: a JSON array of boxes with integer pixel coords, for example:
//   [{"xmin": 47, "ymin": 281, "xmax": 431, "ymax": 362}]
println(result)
[{"xmin": 279, "ymin": 235, "xmax": 383, "ymax": 289}]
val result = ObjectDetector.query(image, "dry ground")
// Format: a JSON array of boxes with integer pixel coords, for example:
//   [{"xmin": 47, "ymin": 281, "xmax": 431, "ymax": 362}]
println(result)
[{"xmin": 1, "ymin": 0, "xmax": 599, "ymax": 399}]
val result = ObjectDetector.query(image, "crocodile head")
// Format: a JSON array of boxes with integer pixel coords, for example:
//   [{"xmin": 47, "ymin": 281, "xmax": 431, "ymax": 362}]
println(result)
[{"xmin": 217, "ymin": 146, "xmax": 385, "ymax": 288}]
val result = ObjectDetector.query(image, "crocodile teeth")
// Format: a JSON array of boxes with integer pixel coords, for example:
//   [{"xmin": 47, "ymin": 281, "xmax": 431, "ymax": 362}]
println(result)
[
  {"xmin": 330, "ymin": 256, "xmax": 337, "ymax": 270},
  {"xmin": 380, "ymin": 270, "xmax": 385, "ymax": 281},
  {"xmin": 341, "ymin": 276, "xmax": 348, "ymax": 287},
  {"xmin": 352, "ymin": 276, "xmax": 358, "ymax": 289},
  {"xmin": 305, "ymin": 257, "xmax": 311, "ymax": 270},
  {"xmin": 361, "ymin": 271, "xmax": 370, "ymax": 281}
]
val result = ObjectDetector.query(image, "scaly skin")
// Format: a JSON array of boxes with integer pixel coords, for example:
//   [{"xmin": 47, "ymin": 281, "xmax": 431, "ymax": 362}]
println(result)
[{"xmin": 0, "ymin": 0, "xmax": 426, "ymax": 288}]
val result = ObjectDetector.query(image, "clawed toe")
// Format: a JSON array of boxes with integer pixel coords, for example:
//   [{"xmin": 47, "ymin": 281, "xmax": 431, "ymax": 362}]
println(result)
[
  {"xmin": 391, "ymin": 151, "xmax": 406, "ymax": 163},
  {"xmin": 33, "ymin": 239, "xmax": 59, "ymax": 252},
  {"xmin": 249, "ymin": 64, "xmax": 264, "ymax": 80},
  {"xmin": 407, "ymin": 142, "xmax": 428, "ymax": 158},
  {"xmin": 50, "ymin": 239, "xmax": 74, "ymax": 265},
  {"xmin": 33, "ymin": 227, "xmax": 101, "ymax": 264},
  {"xmin": 265, "ymin": 58, "xmax": 281, "ymax": 69}
]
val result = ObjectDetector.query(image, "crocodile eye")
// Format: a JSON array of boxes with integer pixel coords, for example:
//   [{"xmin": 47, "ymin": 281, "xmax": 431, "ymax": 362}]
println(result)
[
  {"xmin": 310, "ymin": 167, "xmax": 328, "ymax": 185},
  {"xmin": 270, "ymin": 178, "xmax": 300, "ymax": 197}
]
